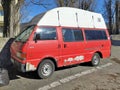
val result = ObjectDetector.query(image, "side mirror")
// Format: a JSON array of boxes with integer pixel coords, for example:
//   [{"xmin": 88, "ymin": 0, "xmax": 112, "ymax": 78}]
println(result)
[
  {"xmin": 34, "ymin": 33, "xmax": 37, "ymax": 43},
  {"xmin": 34, "ymin": 32, "xmax": 40, "ymax": 43}
]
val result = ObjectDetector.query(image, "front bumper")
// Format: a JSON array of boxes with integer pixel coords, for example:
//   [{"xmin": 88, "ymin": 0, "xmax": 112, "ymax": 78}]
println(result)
[{"xmin": 11, "ymin": 58, "xmax": 26, "ymax": 72}]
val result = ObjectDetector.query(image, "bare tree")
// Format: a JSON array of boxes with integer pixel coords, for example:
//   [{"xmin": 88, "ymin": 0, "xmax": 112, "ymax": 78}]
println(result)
[
  {"xmin": 56, "ymin": 0, "xmax": 95, "ymax": 11},
  {"xmin": 115, "ymin": 0, "xmax": 120, "ymax": 34},
  {"xmin": 1, "ymin": 0, "xmax": 10, "ymax": 37},
  {"xmin": 1, "ymin": 0, "xmax": 23, "ymax": 38},
  {"xmin": 104, "ymin": 0, "xmax": 115, "ymax": 35},
  {"xmin": 30, "ymin": 0, "xmax": 95, "ymax": 11},
  {"xmin": 30, "ymin": 0, "xmax": 50, "ymax": 8},
  {"xmin": 20, "ymin": 0, "xmax": 31, "ymax": 23},
  {"xmin": 77, "ymin": 0, "xmax": 95, "ymax": 11},
  {"xmin": 56, "ymin": 0, "xmax": 75, "ymax": 7}
]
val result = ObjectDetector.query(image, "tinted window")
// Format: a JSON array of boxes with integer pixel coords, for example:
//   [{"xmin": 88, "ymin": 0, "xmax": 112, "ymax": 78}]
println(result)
[
  {"xmin": 85, "ymin": 30, "xmax": 107, "ymax": 40},
  {"xmin": 35, "ymin": 27, "xmax": 57, "ymax": 40},
  {"xmin": 62, "ymin": 28, "xmax": 83, "ymax": 42},
  {"xmin": 62, "ymin": 29, "xmax": 74, "ymax": 42},
  {"xmin": 73, "ymin": 30, "xmax": 83, "ymax": 41}
]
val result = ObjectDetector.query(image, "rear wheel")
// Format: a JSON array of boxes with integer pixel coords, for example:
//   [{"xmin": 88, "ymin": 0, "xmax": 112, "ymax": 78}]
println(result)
[
  {"xmin": 37, "ymin": 59, "xmax": 55, "ymax": 79},
  {"xmin": 91, "ymin": 53, "xmax": 100, "ymax": 66}
]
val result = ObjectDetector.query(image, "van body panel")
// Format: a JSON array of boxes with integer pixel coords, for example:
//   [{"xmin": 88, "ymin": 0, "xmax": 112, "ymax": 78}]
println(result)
[{"xmin": 11, "ymin": 41, "xmax": 28, "ymax": 64}]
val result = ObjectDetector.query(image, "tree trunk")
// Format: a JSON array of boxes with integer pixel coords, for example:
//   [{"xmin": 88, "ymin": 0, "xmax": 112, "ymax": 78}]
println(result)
[
  {"xmin": 109, "ymin": 0, "xmax": 112, "ymax": 35},
  {"xmin": 1, "ymin": 0, "xmax": 22, "ymax": 38},
  {"xmin": 10, "ymin": 0, "xmax": 21, "ymax": 38},
  {"xmin": 115, "ymin": 1, "xmax": 119, "ymax": 34},
  {"xmin": 10, "ymin": 0, "xmax": 14, "ymax": 38},
  {"xmin": 1, "ymin": 0, "xmax": 11, "ymax": 37}
]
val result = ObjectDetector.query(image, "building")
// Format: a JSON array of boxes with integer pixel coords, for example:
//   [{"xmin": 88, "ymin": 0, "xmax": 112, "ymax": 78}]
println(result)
[{"xmin": 0, "ymin": 3, "xmax": 3, "ymax": 37}]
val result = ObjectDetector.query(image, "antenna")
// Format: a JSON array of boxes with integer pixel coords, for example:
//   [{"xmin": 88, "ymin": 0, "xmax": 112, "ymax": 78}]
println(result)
[
  {"xmin": 76, "ymin": 13, "xmax": 79, "ymax": 28},
  {"xmin": 57, "ymin": 11, "xmax": 61, "ymax": 26}
]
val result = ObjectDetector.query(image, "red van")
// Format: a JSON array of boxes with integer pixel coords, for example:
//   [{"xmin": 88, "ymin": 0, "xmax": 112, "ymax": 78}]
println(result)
[{"xmin": 10, "ymin": 7, "xmax": 111, "ymax": 79}]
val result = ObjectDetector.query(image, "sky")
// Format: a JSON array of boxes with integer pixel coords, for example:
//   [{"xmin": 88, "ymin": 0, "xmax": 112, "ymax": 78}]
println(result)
[
  {"xmin": 22, "ymin": 0, "xmax": 57, "ymax": 23},
  {"xmin": 22, "ymin": 0, "xmax": 105, "ymax": 23},
  {"xmin": 94, "ymin": 0, "xmax": 104, "ymax": 13}
]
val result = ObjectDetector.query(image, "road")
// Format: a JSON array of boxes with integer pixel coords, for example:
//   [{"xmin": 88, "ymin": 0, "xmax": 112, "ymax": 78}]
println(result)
[{"xmin": 0, "ymin": 40, "xmax": 120, "ymax": 90}]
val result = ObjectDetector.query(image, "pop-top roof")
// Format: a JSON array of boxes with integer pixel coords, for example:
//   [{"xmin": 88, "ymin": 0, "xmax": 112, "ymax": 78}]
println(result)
[{"xmin": 27, "ymin": 7, "xmax": 107, "ymax": 29}]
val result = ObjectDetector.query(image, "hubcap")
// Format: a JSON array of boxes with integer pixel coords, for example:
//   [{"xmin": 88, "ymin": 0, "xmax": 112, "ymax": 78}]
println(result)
[
  {"xmin": 41, "ymin": 63, "xmax": 52, "ymax": 76},
  {"xmin": 93, "ymin": 56, "xmax": 99, "ymax": 65}
]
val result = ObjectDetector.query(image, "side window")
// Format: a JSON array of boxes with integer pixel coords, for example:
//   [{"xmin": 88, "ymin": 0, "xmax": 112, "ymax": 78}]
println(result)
[
  {"xmin": 85, "ymin": 30, "xmax": 94, "ymax": 40},
  {"xmin": 85, "ymin": 30, "xmax": 107, "ymax": 40},
  {"xmin": 62, "ymin": 29, "xmax": 74, "ymax": 42},
  {"xmin": 36, "ymin": 28, "xmax": 57, "ymax": 40},
  {"xmin": 35, "ymin": 27, "xmax": 57, "ymax": 40},
  {"xmin": 101, "ymin": 31, "xmax": 107, "ymax": 39},
  {"xmin": 62, "ymin": 28, "xmax": 83, "ymax": 42},
  {"xmin": 73, "ymin": 30, "xmax": 83, "ymax": 41}
]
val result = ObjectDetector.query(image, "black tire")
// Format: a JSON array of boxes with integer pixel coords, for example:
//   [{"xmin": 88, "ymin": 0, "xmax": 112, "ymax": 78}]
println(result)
[
  {"xmin": 91, "ymin": 53, "xmax": 100, "ymax": 66},
  {"xmin": 37, "ymin": 59, "xmax": 55, "ymax": 79}
]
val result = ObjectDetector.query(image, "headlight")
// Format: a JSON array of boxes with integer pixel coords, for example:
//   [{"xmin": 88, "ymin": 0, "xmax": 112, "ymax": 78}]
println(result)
[{"xmin": 16, "ymin": 52, "xmax": 26, "ymax": 60}]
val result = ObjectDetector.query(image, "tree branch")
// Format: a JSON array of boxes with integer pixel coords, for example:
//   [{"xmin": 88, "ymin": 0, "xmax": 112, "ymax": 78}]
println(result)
[{"xmin": 30, "ymin": 0, "xmax": 50, "ymax": 9}]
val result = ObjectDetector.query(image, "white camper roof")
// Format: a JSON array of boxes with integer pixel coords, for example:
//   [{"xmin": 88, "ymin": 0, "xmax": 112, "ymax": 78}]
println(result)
[{"xmin": 37, "ymin": 7, "xmax": 106, "ymax": 29}]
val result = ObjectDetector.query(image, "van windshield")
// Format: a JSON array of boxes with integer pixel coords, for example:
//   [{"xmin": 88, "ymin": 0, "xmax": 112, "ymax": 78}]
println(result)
[{"xmin": 15, "ymin": 25, "xmax": 35, "ymax": 42}]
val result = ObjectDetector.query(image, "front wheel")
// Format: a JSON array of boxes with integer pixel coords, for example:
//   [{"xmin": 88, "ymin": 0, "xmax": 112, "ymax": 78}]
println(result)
[
  {"xmin": 37, "ymin": 59, "xmax": 55, "ymax": 79},
  {"xmin": 91, "ymin": 53, "xmax": 100, "ymax": 66}
]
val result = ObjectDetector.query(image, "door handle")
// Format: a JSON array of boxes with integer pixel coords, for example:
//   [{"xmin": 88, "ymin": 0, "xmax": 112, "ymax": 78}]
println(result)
[{"xmin": 64, "ymin": 44, "xmax": 67, "ymax": 48}]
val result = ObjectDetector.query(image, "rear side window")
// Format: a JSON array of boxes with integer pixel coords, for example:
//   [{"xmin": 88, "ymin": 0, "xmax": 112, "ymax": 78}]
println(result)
[
  {"xmin": 85, "ymin": 30, "xmax": 107, "ymax": 40},
  {"xmin": 35, "ymin": 27, "xmax": 57, "ymax": 40},
  {"xmin": 74, "ymin": 30, "xmax": 83, "ymax": 41},
  {"xmin": 62, "ymin": 28, "xmax": 83, "ymax": 42}
]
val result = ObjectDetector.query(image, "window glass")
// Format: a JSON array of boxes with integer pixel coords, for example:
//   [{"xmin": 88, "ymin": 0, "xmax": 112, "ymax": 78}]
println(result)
[
  {"xmin": 101, "ymin": 31, "xmax": 107, "ymax": 39},
  {"xmin": 62, "ymin": 28, "xmax": 83, "ymax": 42},
  {"xmin": 73, "ymin": 30, "xmax": 83, "ymax": 41},
  {"xmin": 15, "ymin": 25, "xmax": 35, "ymax": 42},
  {"xmin": 62, "ymin": 29, "xmax": 74, "ymax": 42},
  {"xmin": 85, "ymin": 30, "xmax": 107, "ymax": 40},
  {"xmin": 36, "ymin": 27, "xmax": 57, "ymax": 40}
]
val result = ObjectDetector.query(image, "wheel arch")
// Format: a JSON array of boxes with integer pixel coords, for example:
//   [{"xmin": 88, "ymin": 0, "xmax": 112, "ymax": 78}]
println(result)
[
  {"xmin": 95, "ymin": 51, "xmax": 103, "ymax": 58},
  {"xmin": 37, "ymin": 57, "xmax": 58, "ymax": 70}
]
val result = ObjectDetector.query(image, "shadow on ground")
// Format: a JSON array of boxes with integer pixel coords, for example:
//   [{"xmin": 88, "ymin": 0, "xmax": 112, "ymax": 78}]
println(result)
[
  {"xmin": 0, "ymin": 39, "xmax": 41, "ymax": 80},
  {"xmin": 0, "ymin": 38, "xmax": 20, "ymax": 80},
  {"xmin": 56, "ymin": 62, "xmax": 92, "ymax": 71},
  {"xmin": 111, "ymin": 40, "xmax": 120, "ymax": 46}
]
